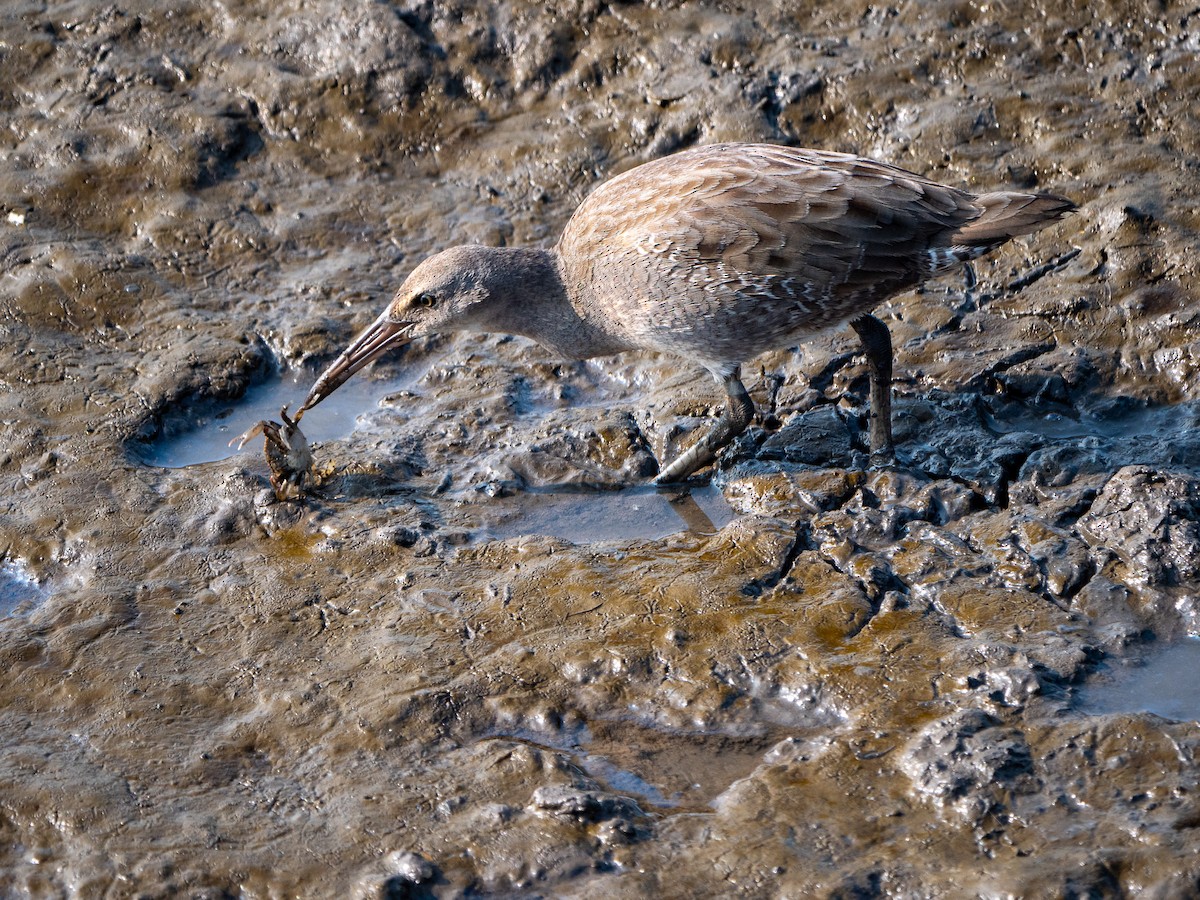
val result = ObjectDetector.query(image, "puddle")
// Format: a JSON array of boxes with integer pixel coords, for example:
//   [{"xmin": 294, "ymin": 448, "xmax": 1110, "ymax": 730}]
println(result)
[
  {"xmin": 575, "ymin": 728, "xmax": 777, "ymax": 810},
  {"xmin": 131, "ymin": 361, "xmax": 734, "ymax": 543},
  {"xmin": 988, "ymin": 399, "xmax": 1199, "ymax": 442},
  {"xmin": 136, "ymin": 371, "xmax": 400, "ymax": 468},
  {"xmin": 490, "ymin": 722, "xmax": 781, "ymax": 812},
  {"xmin": 1, "ymin": 561, "xmax": 45, "ymax": 618},
  {"xmin": 476, "ymin": 484, "xmax": 734, "ymax": 543},
  {"xmin": 576, "ymin": 749, "xmax": 673, "ymax": 807},
  {"xmin": 1076, "ymin": 639, "xmax": 1200, "ymax": 721}
]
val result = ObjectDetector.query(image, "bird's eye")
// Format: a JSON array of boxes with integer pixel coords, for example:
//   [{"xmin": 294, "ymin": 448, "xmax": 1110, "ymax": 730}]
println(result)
[{"xmin": 416, "ymin": 292, "xmax": 437, "ymax": 309}]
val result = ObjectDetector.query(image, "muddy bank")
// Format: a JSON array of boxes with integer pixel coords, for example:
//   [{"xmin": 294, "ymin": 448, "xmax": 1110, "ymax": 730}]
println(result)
[{"xmin": 2, "ymin": 0, "xmax": 1200, "ymax": 896}]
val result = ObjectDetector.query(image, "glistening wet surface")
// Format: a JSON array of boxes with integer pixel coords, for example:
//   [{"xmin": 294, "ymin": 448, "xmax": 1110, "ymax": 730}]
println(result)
[
  {"xmin": 1076, "ymin": 640, "xmax": 1200, "ymax": 721},
  {"xmin": 988, "ymin": 398, "xmax": 1200, "ymax": 442},
  {"xmin": 489, "ymin": 722, "xmax": 786, "ymax": 811},
  {"xmin": 9, "ymin": 0, "xmax": 1200, "ymax": 895},
  {"xmin": 136, "ymin": 371, "xmax": 400, "ymax": 468},
  {"xmin": 0, "ymin": 562, "xmax": 44, "ymax": 618},
  {"xmin": 476, "ymin": 484, "xmax": 734, "ymax": 543},
  {"xmin": 133, "ymin": 357, "xmax": 735, "ymax": 542},
  {"xmin": 571, "ymin": 729, "xmax": 779, "ymax": 810}
]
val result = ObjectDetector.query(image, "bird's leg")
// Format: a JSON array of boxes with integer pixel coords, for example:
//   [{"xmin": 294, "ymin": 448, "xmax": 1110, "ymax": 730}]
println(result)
[
  {"xmin": 962, "ymin": 261, "xmax": 978, "ymax": 313},
  {"xmin": 756, "ymin": 365, "xmax": 786, "ymax": 430},
  {"xmin": 655, "ymin": 368, "xmax": 755, "ymax": 485},
  {"xmin": 849, "ymin": 314, "xmax": 894, "ymax": 462}
]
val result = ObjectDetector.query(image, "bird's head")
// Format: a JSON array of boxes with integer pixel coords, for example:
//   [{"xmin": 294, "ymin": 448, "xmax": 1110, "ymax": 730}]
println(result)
[
  {"xmin": 299, "ymin": 246, "xmax": 503, "ymax": 414},
  {"xmin": 386, "ymin": 245, "xmax": 500, "ymax": 337}
]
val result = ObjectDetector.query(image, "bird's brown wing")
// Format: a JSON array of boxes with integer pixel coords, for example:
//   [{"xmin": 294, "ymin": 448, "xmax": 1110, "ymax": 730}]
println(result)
[{"xmin": 561, "ymin": 143, "xmax": 983, "ymax": 315}]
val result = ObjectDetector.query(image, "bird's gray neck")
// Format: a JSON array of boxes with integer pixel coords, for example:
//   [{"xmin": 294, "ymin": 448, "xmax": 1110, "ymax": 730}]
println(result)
[{"xmin": 473, "ymin": 247, "xmax": 631, "ymax": 360}]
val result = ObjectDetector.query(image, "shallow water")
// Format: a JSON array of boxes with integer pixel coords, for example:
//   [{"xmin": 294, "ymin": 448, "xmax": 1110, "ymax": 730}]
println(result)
[
  {"xmin": 133, "ymin": 353, "xmax": 735, "ymax": 542},
  {"xmin": 493, "ymin": 724, "xmax": 779, "ymax": 811},
  {"xmin": 0, "ymin": 562, "xmax": 43, "ymax": 618},
  {"xmin": 573, "ymin": 730, "xmax": 779, "ymax": 810},
  {"xmin": 1077, "ymin": 640, "xmax": 1200, "ymax": 721},
  {"xmin": 477, "ymin": 484, "xmax": 733, "ymax": 543},
  {"xmin": 989, "ymin": 400, "xmax": 1200, "ymax": 443},
  {"xmin": 136, "ymin": 371, "xmax": 402, "ymax": 467}
]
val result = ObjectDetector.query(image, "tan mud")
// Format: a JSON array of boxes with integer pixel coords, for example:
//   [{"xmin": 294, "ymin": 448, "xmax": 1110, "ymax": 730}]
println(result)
[{"xmin": 2, "ymin": 1, "xmax": 1200, "ymax": 896}]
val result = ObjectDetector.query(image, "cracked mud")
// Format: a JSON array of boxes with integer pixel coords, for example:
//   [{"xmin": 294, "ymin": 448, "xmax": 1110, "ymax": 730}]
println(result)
[{"xmin": 3, "ymin": 1, "xmax": 1200, "ymax": 897}]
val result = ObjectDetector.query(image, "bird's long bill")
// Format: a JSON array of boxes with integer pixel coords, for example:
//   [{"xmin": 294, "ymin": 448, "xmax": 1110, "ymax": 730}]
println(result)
[{"xmin": 300, "ymin": 313, "xmax": 411, "ymax": 414}]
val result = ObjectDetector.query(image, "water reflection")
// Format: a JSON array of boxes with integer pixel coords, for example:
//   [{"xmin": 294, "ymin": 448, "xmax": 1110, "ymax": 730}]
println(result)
[
  {"xmin": 1076, "ymin": 639, "xmax": 1200, "ymax": 721},
  {"xmin": 131, "ymin": 364, "xmax": 736, "ymax": 542},
  {"xmin": 486, "ymin": 722, "xmax": 781, "ymax": 812},
  {"xmin": 476, "ymin": 483, "xmax": 733, "ymax": 543},
  {"xmin": 988, "ymin": 398, "xmax": 1200, "ymax": 442},
  {"xmin": 136, "ymin": 371, "xmax": 399, "ymax": 468},
  {"xmin": 1, "ymin": 561, "xmax": 44, "ymax": 618}
]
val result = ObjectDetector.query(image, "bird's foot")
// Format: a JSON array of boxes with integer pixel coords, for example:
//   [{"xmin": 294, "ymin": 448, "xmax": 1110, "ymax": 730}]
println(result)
[
  {"xmin": 867, "ymin": 444, "xmax": 896, "ymax": 468},
  {"xmin": 653, "ymin": 445, "xmax": 716, "ymax": 486},
  {"xmin": 653, "ymin": 370, "xmax": 755, "ymax": 485}
]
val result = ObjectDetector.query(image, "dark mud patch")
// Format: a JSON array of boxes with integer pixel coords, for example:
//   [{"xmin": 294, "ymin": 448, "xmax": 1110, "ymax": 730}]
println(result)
[{"xmin": 1076, "ymin": 639, "xmax": 1200, "ymax": 721}]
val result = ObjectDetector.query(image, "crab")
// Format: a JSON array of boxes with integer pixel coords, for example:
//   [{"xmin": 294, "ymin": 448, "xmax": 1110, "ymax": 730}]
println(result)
[{"xmin": 230, "ymin": 404, "xmax": 313, "ymax": 501}]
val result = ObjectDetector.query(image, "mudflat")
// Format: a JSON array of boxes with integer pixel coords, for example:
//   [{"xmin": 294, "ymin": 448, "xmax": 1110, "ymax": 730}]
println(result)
[{"xmin": 2, "ymin": 2, "xmax": 1199, "ymax": 896}]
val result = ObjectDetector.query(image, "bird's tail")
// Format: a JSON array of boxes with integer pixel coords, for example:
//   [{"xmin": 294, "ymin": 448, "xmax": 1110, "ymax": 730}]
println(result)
[{"xmin": 952, "ymin": 192, "xmax": 1077, "ymax": 248}]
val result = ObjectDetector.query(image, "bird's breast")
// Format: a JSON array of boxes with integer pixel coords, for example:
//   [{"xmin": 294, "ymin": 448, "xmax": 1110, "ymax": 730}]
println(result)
[{"xmin": 563, "ymin": 244, "xmax": 855, "ymax": 366}]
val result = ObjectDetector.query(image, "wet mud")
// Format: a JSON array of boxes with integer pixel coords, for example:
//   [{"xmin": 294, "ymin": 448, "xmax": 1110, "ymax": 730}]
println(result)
[{"xmin": 3, "ymin": 0, "xmax": 1200, "ymax": 896}]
